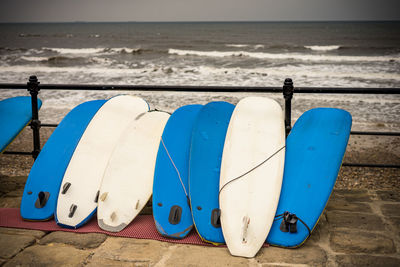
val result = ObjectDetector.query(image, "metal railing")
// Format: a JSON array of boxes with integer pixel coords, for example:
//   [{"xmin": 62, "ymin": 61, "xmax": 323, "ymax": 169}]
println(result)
[{"xmin": 1, "ymin": 76, "xmax": 399, "ymax": 168}]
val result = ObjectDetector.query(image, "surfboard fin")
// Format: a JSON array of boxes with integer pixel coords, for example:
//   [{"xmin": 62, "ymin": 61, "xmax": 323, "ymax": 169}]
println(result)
[
  {"xmin": 241, "ymin": 216, "xmax": 250, "ymax": 244},
  {"xmin": 110, "ymin": 212, "xmax": 116, "ymax": 221},
  {"xmin": 168, "ymin": 205, "xmax": 182, "ymax": 225},
  {"xmin": 34, "ymin": 191, "xmax": 50, "ymax": 209},
  {"xmin": 100, "ymin": 192, "xmax": 108, "ymax": 202},
  {"xmin": 61, "ymin": 182, "xmax": 71, "ymax": 194},
  {"xmin": 94, "ymin": 190, "xmax": 100, "ymax": 203},
  {"xmin": 69, "ymin": 204, "xmax": 77, "ymax": 218},
  {"xmin": 211, "ymin": 208, "xmax": 221, "ymax": 228}
]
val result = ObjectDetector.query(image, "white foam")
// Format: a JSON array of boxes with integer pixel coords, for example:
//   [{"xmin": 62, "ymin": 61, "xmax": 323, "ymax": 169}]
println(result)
[
  {"xmin": 20, "ymin": 56, "xmax": 48, "ymax": 62},
  {"xmin": 168, "ymin": 48, "xmax": 399, "ymax": 63},
  {"xmin": 43, "ymin": 47, "xmax": 105, "ymax": 55},
  {"xmin": 1, "ymin": 62, "xmax": 399, "ymax": 85},
  {"xmin": 225, "ymin": 44, "xmax": 264, "ymax": 49},
  {"xmin": 225, "ymin": 44, "xmax": 250, "ymax": 48},
  {"xmin": 305, "ymin": 45, "xmax": 341, "ymax": 51}
]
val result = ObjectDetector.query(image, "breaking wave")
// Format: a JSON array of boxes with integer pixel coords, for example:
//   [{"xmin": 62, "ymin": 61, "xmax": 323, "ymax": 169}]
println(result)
[
  {"xmin": 305, "ymin": 45, "xmax": 341, "ymax": 51},
  {"xmin": 168, "ymin": 48, "xmax": 399, "ymax": 63}
]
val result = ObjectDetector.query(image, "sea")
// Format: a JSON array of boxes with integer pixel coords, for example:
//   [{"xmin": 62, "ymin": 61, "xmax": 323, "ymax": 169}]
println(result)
[{"xmin": 0, "ymin": 22, "xmax": 399, "ymax": 128}]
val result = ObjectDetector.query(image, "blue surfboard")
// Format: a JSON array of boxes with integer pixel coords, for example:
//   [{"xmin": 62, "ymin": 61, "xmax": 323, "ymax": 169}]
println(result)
[
  {"xmin": 153, "ymin": 104, "xmax": 202, "ymax": 239},
  {"xmin": 266, "ymin": 108, "xmax": 352, "ymax": 247},
  {"xmin": 189, "ymin": 101, "xmax": 234, "ymax": 244},
  {"xmin": 20, "ymin": 100, "xmax": 106, "ymax": 221},
  {"xmin": 0, "ymin": 96, "xmax": 42, "ymax": 152}
]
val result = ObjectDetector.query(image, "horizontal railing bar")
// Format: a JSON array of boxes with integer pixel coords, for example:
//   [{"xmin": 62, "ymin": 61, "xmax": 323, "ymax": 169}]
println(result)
[
  {"xmin": 0, "ymin": 84, "xmax": 281, "ymax": 93},
  {"xmin": 41, "ymin": 123, "xmax": 58, "ymax": 127},
  {"xmin": 350, "ymin": 131, "xmax": 400, "ymax": 136},
  {"xmin": 27, "ymin": 123, "xmax": 58, "ymax": 128},
  {"xmin": 1, "ymin": 83, "xmax": 400, "ymax": 94},
  {"xmin": 342, "ymin": 163, "xmax": 400, "ymax": 168},
  {"xmin": 294, "ymin": 87, "xmax": 400, "ymax": 94},
  {"xmin": 0, "ymin": 83, "xmax": 26, "ymax": 89}
]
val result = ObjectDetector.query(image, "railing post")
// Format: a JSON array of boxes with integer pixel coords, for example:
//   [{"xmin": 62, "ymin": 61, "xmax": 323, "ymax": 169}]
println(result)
[
  {"xmin": 27, "ymin": 75, "xmax": 41, "ymax": 160},
  {"xmin": 283, "ymin": 78, "xmax": 294, "ymax": 137}
]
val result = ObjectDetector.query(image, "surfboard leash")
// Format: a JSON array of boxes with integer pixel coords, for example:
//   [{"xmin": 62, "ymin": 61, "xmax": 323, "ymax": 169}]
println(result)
[
  {"xmin": 160, "ymin": 137, "xmax": 190, "ymax": 204},
  {"xmin": 149, "ymin": 108, "xmax": 172, "ymax": 115},
  {"xmin": 218, "ymin": 145, "xmax": 286, "ymax": 203},
  {"xmin": 274, "ymin": 211, "xmax": 311, "ymax": 236}
]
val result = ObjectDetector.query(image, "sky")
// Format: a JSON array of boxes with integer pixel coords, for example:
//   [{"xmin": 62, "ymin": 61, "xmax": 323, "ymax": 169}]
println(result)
[{"xmin": 0, "ymin": 0, "xmax": 399, "ymax": 23}]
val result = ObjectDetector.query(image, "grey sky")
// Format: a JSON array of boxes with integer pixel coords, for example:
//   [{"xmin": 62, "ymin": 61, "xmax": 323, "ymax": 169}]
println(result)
[{"xmin": 0, "ymin": 0, "xmax": 399, "ymax": 23}]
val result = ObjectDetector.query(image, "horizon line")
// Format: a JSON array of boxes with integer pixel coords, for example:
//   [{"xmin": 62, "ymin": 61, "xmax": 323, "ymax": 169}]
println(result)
[{"xmin": 1, "ymin": 19, "xmax": 399, "ymax": 24}]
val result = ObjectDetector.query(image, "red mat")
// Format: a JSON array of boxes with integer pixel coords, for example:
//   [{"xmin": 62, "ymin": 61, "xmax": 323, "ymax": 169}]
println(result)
[
  {"xmin": 0, "ymin": 208, "xmax": 269, "ymax": 247},
  {"xmin": 0, "ymin": 208, "xmax": 215, "ymax": 246}
]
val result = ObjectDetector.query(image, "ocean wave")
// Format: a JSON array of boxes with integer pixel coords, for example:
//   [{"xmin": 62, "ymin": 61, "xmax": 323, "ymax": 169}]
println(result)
[
  {"xmin": 104, "ymin": 47, "xmax": 143, "ymax": 54},
  {"xmin": 226, "ymin": 44, "xmax": 249, "ymax": 48},
  {"xmin": 19, "ymin": 55, "xmax": 98, "ymax": 65},
  {"xmin": 42, "ymin": 47, "xmax": 143, "ymax": 55},
  {"xmin": 20, "ymin": 56, "xmax": 48, "ymax": 62},
  {"xmin": 18, "ymin": 33, "xmax": 43, "ymax": 38},
  {"xmin": 1, "ymin": 63, "xmax": 399, "ymax": 83},
  {"xmin": 168, "ymin": 48, "xmax": 399, "ymax": 63},
  {"xmin": 19, "ymin": 33, "xmax": 74, "ymax": 38},
  {"xmin": 43, "ymin": 47, "xmax": 106, "ymax": 55},
  {"xmin": 305, "ymin": 45, "xmax": 341, "ymax": 51},
  {"xmin": 225, "ymin": 44, "xmax": 265, "ymax": 49},
  {"xmin": 47, "ymin": 56, "xmax": 88, "ymax": 63},
  {"xmin": 0, "ymin": 47, "xmax": 28, "ymax": 53}
]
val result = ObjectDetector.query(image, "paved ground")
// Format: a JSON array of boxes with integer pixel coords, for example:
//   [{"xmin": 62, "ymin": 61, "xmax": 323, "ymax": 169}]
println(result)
[
  {"xmin": 0, "ymin": 178, "xmax": 399, "ymax": 266},
  {"xmin": 0, "ymin": 127, "xmax": 399, "ymax": 266}
]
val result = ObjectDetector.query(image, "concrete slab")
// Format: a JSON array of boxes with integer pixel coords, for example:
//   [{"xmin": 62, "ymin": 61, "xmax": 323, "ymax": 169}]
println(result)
[
  {"xmin": 39, "ymin": 231, "xmax": 107, "ymax": 249},
  {"xmin": 335, "ymin": 254, "xmax": 400, "ymax": 267},
  {"xmin": 326, "ymin": 210, "xmax": 385, "ymax": 231},
  {"xmin": 88, "ymin": 237, "xmax": 170, "ymax": 266},
  {"xmin": 3, "ymin": 244, "xmax": 91, "ymax": 267},
  {"xmin": 330, "ymin": 229, "xmax": 396, "ymax": 254}
]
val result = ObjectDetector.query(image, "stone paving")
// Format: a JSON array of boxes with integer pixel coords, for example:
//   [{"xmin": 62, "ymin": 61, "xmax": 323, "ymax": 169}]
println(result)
[{"xmin": 0, "ymin": 178, "xmax": 399, "ymax": 266}]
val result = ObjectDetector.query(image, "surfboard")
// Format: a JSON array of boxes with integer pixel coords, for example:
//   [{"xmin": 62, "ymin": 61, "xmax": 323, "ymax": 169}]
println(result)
[
  {"xmin": 219, "ymin": 96, "xmax": 285, "ymax": 258},
  {"xmin": 266, "ymin": 108, "xmax": 352, "ymax": 247},
  {"xmin": 20, "ymin": 100, "xmax": 106, "ymax": 221},
  {"xmin": 55, "ymin": 95, "xmax": 149, "ymax": 229},
  {"xmin": 189, "ymin": 101, "xmax": 235, "ymax": 244},
  {"xmin": 97, "ymin": 111, "xmax": 170, "ymax": 232},
  {"xmin": 153, "ymin": 104, "xmax": 202, "ymax": 239},
  {"xmin": 0, "ymin": 96, "xmax": 42, "ymax": 153}
]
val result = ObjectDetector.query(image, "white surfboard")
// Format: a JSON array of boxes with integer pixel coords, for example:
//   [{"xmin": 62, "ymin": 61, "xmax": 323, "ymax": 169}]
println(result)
[
  {"xmin": 219, "ymin": 96, "xmax": 285, "ymax": 258},
  {"xmin": 97, "ymin": 111, "xmax": 170, "ymax": 232},
  {"xmin": 56, "ymin": 95, "xmax": 149, "ymax": 229}
]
